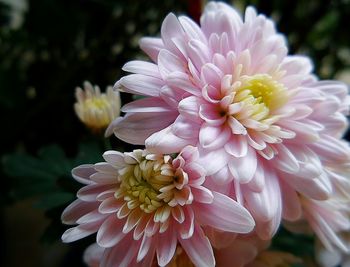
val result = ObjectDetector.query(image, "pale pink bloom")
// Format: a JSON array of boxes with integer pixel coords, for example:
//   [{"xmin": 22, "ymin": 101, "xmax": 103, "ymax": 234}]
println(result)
[
  {"xmin": 61, "ymin": 146, "xmax": 254, "ymax": 267},
  {"xmin": 214, "ymin": 234, "xmax": 300, "ymax": 267},
  {"xmin": 108, "ymin": 1, "xmax": 350, "ymax": 240},
  {"xmin": 282, "ymin": 193, "xmax": 350, "ymax": 258},
  {"xmin": 316, "ymin": 233, "xmax": 350, "ymax": 267},
  {"xmin": 83, "ymin": 243, "xmax": 104, "ymax": 267},
  {"xmin": 302, "ymin": 197, "xmax": 350, "ymax": 253},
  {"xmin": 83, "ymin": 234, "xmax": 301, "ymax": 267}
]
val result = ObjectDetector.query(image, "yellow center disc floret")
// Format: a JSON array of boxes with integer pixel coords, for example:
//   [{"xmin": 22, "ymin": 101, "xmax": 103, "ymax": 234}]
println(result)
[
  {"xmin": 115, "ymin": 157, "xmax": 175, "ymax": 214},
  {"xmin": 235, "ymin": 74, "xmax": 289, "ymax": 121}
]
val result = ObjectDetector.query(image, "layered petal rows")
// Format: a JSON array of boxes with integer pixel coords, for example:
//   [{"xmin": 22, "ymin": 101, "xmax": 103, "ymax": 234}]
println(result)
[
  {"xmin": 62, "ymin": 147, "xmax": 254, "ymax": 266},
  {"xmin": 109, "ymin": 1, "xmax": 350, "ymax": 249},
  {"xmin": 62, "ymin": 2, "xmax": 350, "ymax": 266}
]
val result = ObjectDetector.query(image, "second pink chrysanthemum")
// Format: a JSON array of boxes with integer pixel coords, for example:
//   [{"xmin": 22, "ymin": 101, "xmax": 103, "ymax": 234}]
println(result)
[{"xmin": 61, "ymin": 146, "xmax": 254, "ymax": 266}]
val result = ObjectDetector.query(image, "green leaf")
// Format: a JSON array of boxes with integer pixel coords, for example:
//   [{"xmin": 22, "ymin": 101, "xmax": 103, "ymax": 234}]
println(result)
[
  {"xmin": 74, "ymin": 141, "xmax": 103, "ymax": 165},
  {"xmin": 271, "ymin": 226, "xmax": 315, "ymax": 258},
  {"xmin": 2, "ymin": 141, "xmax": 103, "ymax": 203},
  {"xmin": 34, "ymin": 192, "xmax": 75, "ymax": 210}
]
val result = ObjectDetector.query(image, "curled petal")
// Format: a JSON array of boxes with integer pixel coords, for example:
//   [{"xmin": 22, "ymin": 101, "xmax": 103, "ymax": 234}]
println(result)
[
  {"xmin": 196, "ymin": 191, "xmax": 255, "ymax": 233},
  {"xmin": 228, "ymin": 147, "xmax": 257, "ymax": 184},
  {"xmin": 97, "ymin": 215, "xmax": 126, "ymax": 248},
  {"xmin": 179, "ymin": 224, "xmax": 215, "ymax": 267}
]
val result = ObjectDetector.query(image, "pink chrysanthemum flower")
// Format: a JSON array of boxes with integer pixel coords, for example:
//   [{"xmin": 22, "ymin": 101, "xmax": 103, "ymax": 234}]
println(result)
[
  {"xmin": 214, "ymin": 234, "xmax": 300, "ymax": 267},
  {"xmin": 108, "ymin": 1, "xmax": 350, "ymax": 244},
  {"xmin": 61, "ymin": 146, "xmax": 254, "ymax": 267}
]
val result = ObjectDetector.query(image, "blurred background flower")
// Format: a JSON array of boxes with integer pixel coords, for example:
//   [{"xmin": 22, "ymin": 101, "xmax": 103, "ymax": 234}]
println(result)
[
  {"xmin": 74, "ymin": 81, "xmax": 120, "ymax": 132},
  {"xmin": 0, "ymin": 0, "xmax": 349, "ymax": 267}
]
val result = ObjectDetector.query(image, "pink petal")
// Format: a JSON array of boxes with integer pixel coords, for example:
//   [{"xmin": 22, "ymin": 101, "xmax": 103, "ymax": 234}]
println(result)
[
  {"xmin": 273, "ymin": 144, "xmax": 299, "ymax": 174},
  {"xmin": 178, "ymin": 15, "xmax": 207, "ymax": 44},
  {"xmin": 246, "ymin": 161, "xmax": 265, "ymax": 192},
  {"xmin": 96, "ymin": 215, "xmax": 126, "ymax": 248},
  {"xmin": 161, "ymin": 13, "xmax": 186, "ymax": 58},
  {"xmin": 61, "ymin": 199, "xmax": 99, "ymax": 225},
  {"xmin": 100, "ymin": 235, "xmax": 140, "ymax": 267},
  {"xmin": 102, "ymin": 150, "xmax": 125, "ymax": 168},
  {"xmin": 201, "ymin": 2, "xmax": 242, "ymax": 41},
  {"xmin": 201, "ymin": 63, "xmax": 223, "ymax": 89},
  {"xmin": 117, "ymin": 74, "xmax": 164, "ymax": 97},
  {"xmin": 279, "ymin": 120, "xmax": 320, "ymax": 142},
  {"xmin": 171, "ymin": 115, "xmax": 200, "ymax": 139},
  {"xmin": 178, "ymin": 206, "xmax": 194, "ymax": 239},
  {"xmin": 123, "ymin": 209, "xmax": 143, "ymax": 233},
  {"xmin": 167, "ymin": 71, "xmax": 201, "ymax": 96},
  {"xmin": 77, "ymin": 184, "xmax": 114, "ymax": 202},
  {"xmin": 133, "ymin": 215, "xmax": 150, "ymax": 240},
  {"xmin": 146, "ymin": 125, "xmax": 196, "ymax": 154},
  {"xmin": 191, "ymin": 186, "xmax": 214, "ymax": 204},
  {"xmin": 90, "ymin": 172, "xmax": 118, "ymax": 185},
  {"xmin": 196, "ymin": 191, "xmax": 255, "ymax": 233},
  {"xmin": 178, "ymin": 96, "xmax": 203, "ymax": 122},
  {"xmin": 243, "ymin": 168, "xmax": 281, "ymax": 222},
  {"xmin": 224, "ymin": 135, "xmax": 248, "ymax": 157},
  {"xmin": 279, "ymin": 179, "xmax": 302, "ymax": 221},
  {"xmin": 121, "ymin": 97, "xmax": 173, "ymax": 113},
  {"xmin": 208, "ymin": 165, "xmax": 233, "ymax": 185},
  {"xmin": 158, "ymin": 49, "xmax": 185, "ymax": 79},
  {"xmin": 156, "ymin": 226, "xmax": 177, "ymax": 266},
  {"xmin": 122, "ymin": 60, "xmax": 160, "ymax": 77},
  {"xmin": 228, "ymin": 116, "xmax": 247, "ymax": 135},
  {"xmin": 304, "ymin": 202, "xmax": 348, "ymax": 252},
  {"xmin": 316, "ymin": 81, "xmax": 348, "ymax": 99},
  {"xmin": 199, "ymin": 124, "xmax": 231, "ymax": 150},
  {"xmin": 188, "ymin": 39, "xmax": 210, "ymax": 71},
  {"xmin": 202, "ymin": 84, "xmax": 222, "ymax": 103},
  {"xmin": 137, "ymin": 235, "xmax": 155, "ymax": 262},
  {"xmin": 311, "ymin": 134, "xmax": 350, "ymax": 163},
  {"xmin": 160, "ymin": 85, "xmax": 187, "ymax": 108},
  {"xmin": 171, "ymin": 206, "xmax": 185, "ymax": 223},
  {"xmin": 113, "ymin": 112, "xmax": 177, "ymax": 145},
  {"xmin": 76, "ymin": 210, "xmax": 107, "ymax": 224},
  {"xmin": 228, "ymin": 147, "xmax": 257, "ymax": 184},
  {"xmin": 179, "ymin": 224, "xmax": 215, "ymax": 267},
  {"xmin": 280, "ymin": 55, "xmax": 313, "ymax": 76},
  {"xmin": 199, "ymin": 103, "xmax": 226, "ymax": 126},
  {"xmin": 62, "ymin": 218, "xmax": 104, "ymax": 243},
  {"xmin": 83, "ymin": 243, "xmax": 104, "ymax": 267},
  {"xmin": 139, "ymin": 37, "xmax": 164, "ymax": 62},
  {"xmin": 144, "ymin": 219, "xmax": 159, "ymax": 237},
  {"xmin": 98, "ymin": 197, "xmax": 123, "ymax": 214},
  {"xmin": 282, "ymin": 173, "xmax": 331, "ymax": 200},
  {"xmin": 136, "ymin": 238, "xmax": 156, "ymax": 266},
  {"xmin": 255, "ymin": 207, "xmax": 282, "ymax": 240},
  {"xmin": 197, "ymin": 147, "xmax": 230, "ymax": 175},
  {"xmin": 94, "ymin": 162, "xmax": 118, "ymax": 175},
  {"xmin": 179, "ymin": 145, "xmax": 199, "ymax": 162},
  {"xmin": 71, "ymin": 165, "xmax": 95, "ymax": 185}
]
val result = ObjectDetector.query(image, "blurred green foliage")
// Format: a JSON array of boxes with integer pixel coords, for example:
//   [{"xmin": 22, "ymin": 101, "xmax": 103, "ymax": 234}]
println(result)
[{"xmin": 0, "ymin": 0, "xmax": 349, "ymax": 266}]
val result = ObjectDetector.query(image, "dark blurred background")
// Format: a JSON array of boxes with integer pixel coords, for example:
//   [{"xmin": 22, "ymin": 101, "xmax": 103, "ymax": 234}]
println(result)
[{"xmin": 0, "ymin": 0, "xmax": 349, "ymax": 266}]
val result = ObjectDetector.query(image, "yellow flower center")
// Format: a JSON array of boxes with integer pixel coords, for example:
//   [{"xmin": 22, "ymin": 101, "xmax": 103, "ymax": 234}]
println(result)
[
  {"xmin": 116, "ymin": 157, "xmax": 176, "ymax": 214},
  {"xmin": 84, "ymin": 97, "xmax": 111, "ymax": 111},
  {"xmin": 235, "ymin": 74, "xmax": 289, "ymax": 120}
]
